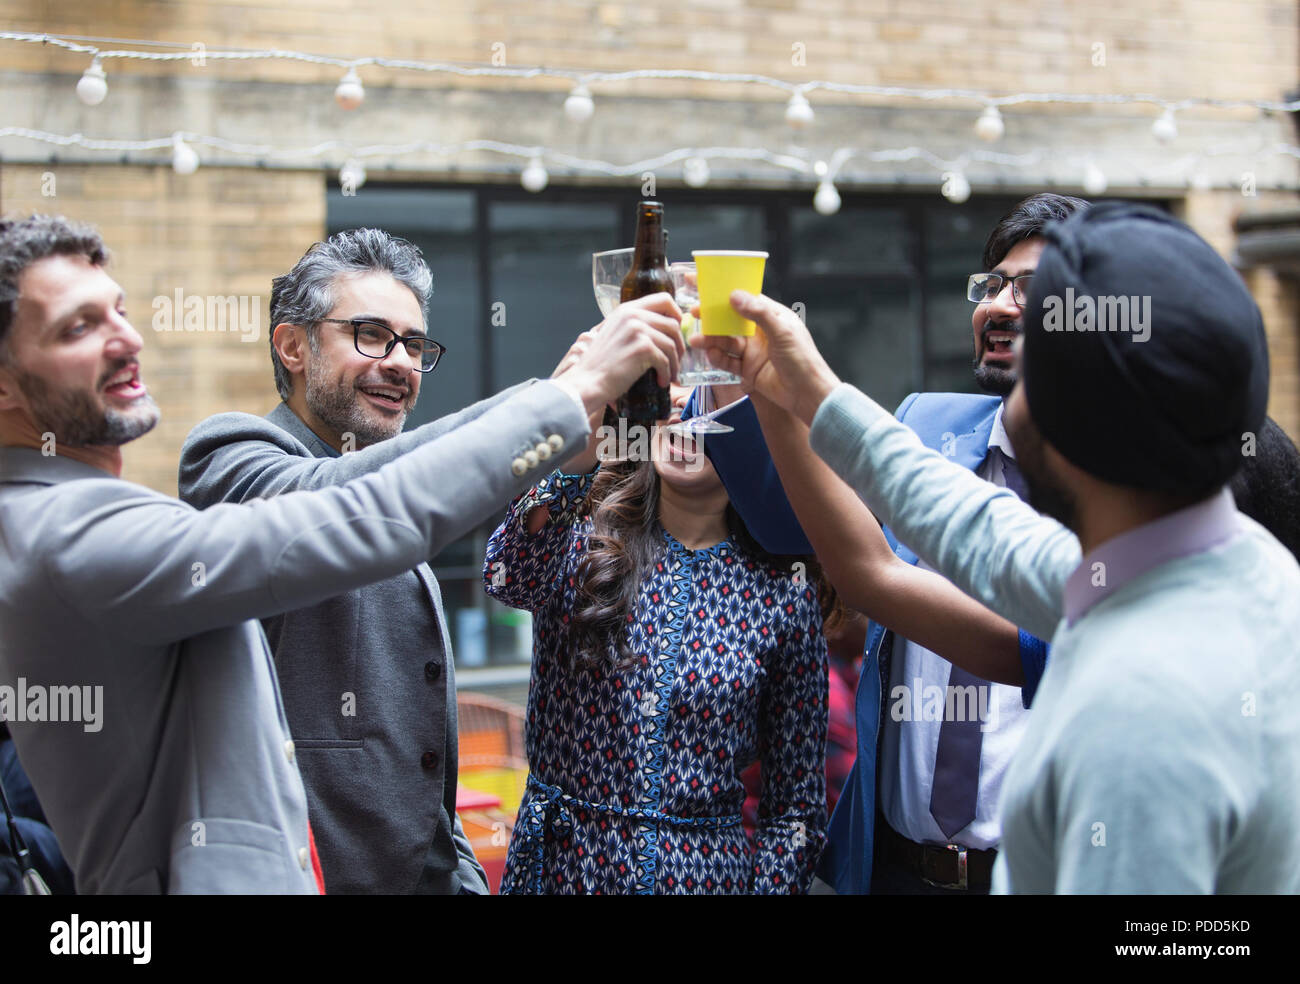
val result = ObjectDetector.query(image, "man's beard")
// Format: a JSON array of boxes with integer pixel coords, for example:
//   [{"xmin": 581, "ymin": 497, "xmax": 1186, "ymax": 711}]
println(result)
[
  {"xmin": 16, "ymin": 364, "xmax": 159, "ymax": 447},
  {"xmin": 305, "ymin": 359, "xmax": 408, "ymax": 448},
  {"xmin": 972, "ymin": 361, "xmax": 1017, "ymax": 396},
  {"xmin": 972, "ymin": 320, "xmax": 1021, "ymax": 396},
  {"xmin": 1007, "ymin": 409, "xmax": 1080, "ymax": 531}
]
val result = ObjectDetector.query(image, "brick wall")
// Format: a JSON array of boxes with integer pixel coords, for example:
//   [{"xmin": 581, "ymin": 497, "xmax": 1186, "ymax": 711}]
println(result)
[{"xmin": 2, "ymin": 0, "xmax": 1294, "ymax": 103}]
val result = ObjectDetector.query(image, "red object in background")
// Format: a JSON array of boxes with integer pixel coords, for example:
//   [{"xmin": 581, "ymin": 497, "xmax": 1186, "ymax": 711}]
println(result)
[{"xmin": 456, "ymin": 787, "xmax": 502, "ymax": 812}]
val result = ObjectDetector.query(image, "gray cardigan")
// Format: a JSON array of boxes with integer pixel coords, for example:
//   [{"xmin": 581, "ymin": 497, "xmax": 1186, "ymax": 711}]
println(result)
[
  {"xmin": 0, "ymin": 379, "xmax": 587, "ymax": 893},
  {"xmin": 177, "ymin": 381, "xmax": 555, "ymax": 893}
]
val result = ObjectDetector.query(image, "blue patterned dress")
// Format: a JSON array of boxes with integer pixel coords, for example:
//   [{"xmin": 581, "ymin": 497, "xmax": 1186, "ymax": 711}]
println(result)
[{"xmin": 483, "ymin": 469, "xmax": 828, "ymax": 894}]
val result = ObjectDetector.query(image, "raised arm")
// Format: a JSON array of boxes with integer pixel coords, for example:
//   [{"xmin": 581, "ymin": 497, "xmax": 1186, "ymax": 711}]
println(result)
[
  {"xmin": 808, "ymin": 384, "xmax": 1076, "ymax": 641},
  {"xmin": 44, "ymin": 381, "xmax": 592, "ymax": 648},
  {"xmin": 180, "ymin": 381, "xmax": 535, "ymax": 503},
  {"xmin": 752, "ymin": 392, "xmax": 1026, "ymax": 685},
  {"xmin": 698, "ymin": 292, "xmax": 1079, "ymax": 641},
  {"xmin": 483, "ymin": 468, "xmax": 598, "ymax": 613}
]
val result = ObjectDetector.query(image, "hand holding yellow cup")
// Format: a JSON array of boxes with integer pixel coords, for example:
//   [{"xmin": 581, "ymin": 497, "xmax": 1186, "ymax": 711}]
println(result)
[{"xmin": 692, "ymin": 250, "xmax": 769, "ymax": 336}]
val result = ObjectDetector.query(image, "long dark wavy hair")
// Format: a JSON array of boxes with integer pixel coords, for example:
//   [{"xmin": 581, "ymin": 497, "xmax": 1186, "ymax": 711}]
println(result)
[{"xmin": 564, "ymin": 457, "xmax": 842, "ymax": 671}]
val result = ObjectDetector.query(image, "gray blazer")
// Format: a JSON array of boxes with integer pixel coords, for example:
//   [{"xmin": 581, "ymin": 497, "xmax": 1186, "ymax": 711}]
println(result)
[
  {"xmin": 0, "ymin": 380, "xmax": 587, "ymax": 893},
  {"xmin": 178, "ymin": 383, "xmax": 539, "ymax": 893}
]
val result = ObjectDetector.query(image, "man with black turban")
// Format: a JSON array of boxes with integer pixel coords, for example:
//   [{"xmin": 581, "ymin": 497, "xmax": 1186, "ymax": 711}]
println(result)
[{"xmin": 698, "ymin": 202, "xmax": 1300, "ymax": 893}]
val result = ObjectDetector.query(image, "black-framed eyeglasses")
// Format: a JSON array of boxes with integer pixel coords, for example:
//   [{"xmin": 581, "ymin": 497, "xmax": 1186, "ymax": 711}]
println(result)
[
  {"xmin": 314, "ymin": 318, "xmax": 446, "ymax": 373},
  {"xmin": 967, "ymin": 273, "xmax": 1034, "ymax": 306}
]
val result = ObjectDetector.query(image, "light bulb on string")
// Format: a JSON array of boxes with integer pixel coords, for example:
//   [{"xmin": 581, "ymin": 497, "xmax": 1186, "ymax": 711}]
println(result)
[
  {"xmin": 564, "ymin": 84, "xmax": 594, "ymax": 123},
  {"xmin": 334, "ymin": 68, "xmax": 365, "ymax": 110},
  {"xmin": 813, "ymin": 180, "xmax": 841, "ymax": 215},
  {"xmin": 521, "ymin": 157, "xmax": 549, "ymax": 192},
  {"xmin": 76, "ymin": 59, "xmax": 107, "ymax": 106},
  {"xmin": 1152, "ymin": 109, "xmax": 1177, "ymax": 144},
  {"xmin": 171, "ymin": 133, "xmax": 199, "ymax": 175},
  {"xmin": 785, "ymin": 90, "xmax": 815, "ymax": 128},
  {"xmin": 339, "ymin": 158, "xmax": 366, "ymax": 192},
  {"xmin": 1082, "ymin": 162, "xmax": 1108, "ymax": 196},
  {"xmin": 683, "ymin": 157, "xmax": 710, "ymax": 188},
  {"xmin": 941, "ymin": 171, "xmax": 971, "ymax": 203},
  {"xmin": 974, "ymin": 106, "xmax": 1004, "ymax": 142}
]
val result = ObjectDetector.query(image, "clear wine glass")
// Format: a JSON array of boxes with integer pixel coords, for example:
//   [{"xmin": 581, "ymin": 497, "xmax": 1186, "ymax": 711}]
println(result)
[{"xmin": 592, "ymin": 248, "xmax": 634, "ymax": 317}]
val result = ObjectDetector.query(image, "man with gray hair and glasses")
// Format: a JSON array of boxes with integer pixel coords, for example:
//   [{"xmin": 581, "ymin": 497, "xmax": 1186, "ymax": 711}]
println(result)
[
  {"xmin": 0, "ymin": 214, "xmax": 681, "ymax": 893},
  {"xmin": 180, "ymin": 228, "xmax": 658, "ymax": 894}
]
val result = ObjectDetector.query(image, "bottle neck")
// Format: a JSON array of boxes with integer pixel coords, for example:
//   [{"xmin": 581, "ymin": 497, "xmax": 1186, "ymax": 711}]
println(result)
[{"xmin": 631, "ymin": 205, "xmax": 665, "ymax": 267}]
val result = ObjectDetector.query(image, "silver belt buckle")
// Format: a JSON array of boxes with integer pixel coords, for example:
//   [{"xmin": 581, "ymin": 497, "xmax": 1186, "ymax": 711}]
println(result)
[{"xmin": 921, "ymin": 844, "xmax": 968, "ymax": 890}]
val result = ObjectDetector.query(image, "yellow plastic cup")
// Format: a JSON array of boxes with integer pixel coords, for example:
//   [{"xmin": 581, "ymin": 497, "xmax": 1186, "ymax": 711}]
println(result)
[{"xmin": 692, "ymin": 250, "xmax": 769, "ymax": 336}]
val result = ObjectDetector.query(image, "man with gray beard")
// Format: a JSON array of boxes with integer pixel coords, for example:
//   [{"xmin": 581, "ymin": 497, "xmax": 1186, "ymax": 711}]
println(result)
[{"xmin": 180, "ymin": 229, "xmax": 655, "ymax": 894}]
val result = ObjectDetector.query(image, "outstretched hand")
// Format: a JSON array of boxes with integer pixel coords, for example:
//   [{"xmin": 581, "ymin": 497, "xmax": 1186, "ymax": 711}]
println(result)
[{"xmin": 693, "ymin": 290, "xmax": 841, "ymax": 425}]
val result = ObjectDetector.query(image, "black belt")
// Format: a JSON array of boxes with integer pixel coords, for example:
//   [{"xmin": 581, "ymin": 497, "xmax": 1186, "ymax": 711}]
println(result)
[{"xmin": 877, "ymin": 818, "xmax": 997, "ymax": 891}]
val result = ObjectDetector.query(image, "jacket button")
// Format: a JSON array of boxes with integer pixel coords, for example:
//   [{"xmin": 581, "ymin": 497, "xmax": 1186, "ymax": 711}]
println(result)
[
  {"xmin": 546, "ymin": 434, "xmax": 564, "ymax": 452},
  {"xmin": 421, "ymin": 750, "xmax": 440, "ymax": 770},
  {"xmin": 524, "ymin": 450, "xmax": 539, "ymax": 469},
  {"xmin": 511, "ymin": 457, "xmax": 528, "ymax": 476},
  {"xmin": 284, "ymin": 739, "xmax": 295, "ymax": 763},
  {"xmin": 424, "ymin": 660, "xmax": 442, "ymax": 682},
  {"xmin": 535, "ymin": 441, "xmax": 551, "ymax": 461},
  {"xmin": 298, "ymin": 846, "xmax": 310, "ymax": 870}
]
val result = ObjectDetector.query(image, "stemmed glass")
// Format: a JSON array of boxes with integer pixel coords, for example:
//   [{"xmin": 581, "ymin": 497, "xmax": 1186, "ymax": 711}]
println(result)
[
  {"xmin": 590, "ymin": 248, "xmax": 636, "ymax": 463},
  {"xmin": 666, "ymin": 261, "xmax": 734, "ymax": 436},
  {"xmin": 592, "ymin": 248, "xmax": 634, "ymax": 317}
]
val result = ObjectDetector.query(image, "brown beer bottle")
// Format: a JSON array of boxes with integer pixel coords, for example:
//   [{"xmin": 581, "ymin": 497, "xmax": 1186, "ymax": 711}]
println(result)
[{"xmin": 617, "ymin": 200, "xmax": 673, "ymax": 426}]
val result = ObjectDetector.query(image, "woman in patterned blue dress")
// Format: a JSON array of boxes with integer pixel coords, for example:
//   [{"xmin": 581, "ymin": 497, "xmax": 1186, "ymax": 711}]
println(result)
[{"xmin": 483, "ymin": 388, "xmax": 831, "ymax": 894}]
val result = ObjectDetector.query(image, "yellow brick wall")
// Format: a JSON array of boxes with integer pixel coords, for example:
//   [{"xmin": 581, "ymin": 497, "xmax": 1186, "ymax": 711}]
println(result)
[
  {"xmin": 0, "ymin": 163, "xmax": 326, "ymax": 495},
  {"xmin": 0, "ymin": 0, "xmax": 1293, "ymax": 103}
]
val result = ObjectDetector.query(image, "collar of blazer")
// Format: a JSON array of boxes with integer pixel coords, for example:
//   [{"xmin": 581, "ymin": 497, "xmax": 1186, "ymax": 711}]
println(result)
[{"xmin": 265, "ymin": 402, "xmax": 340, "ymax": 460}]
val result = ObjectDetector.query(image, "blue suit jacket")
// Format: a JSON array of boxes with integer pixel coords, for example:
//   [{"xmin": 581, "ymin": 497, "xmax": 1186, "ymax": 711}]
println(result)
[{"xmin": 702, "ymin": 389, "xmax": 1002, "ymax": 893}]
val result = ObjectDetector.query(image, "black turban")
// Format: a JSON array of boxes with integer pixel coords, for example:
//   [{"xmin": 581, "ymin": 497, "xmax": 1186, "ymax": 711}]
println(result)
[{"xmin": 1022, "ymin": 202, "xmax": 1270, "ymax": 496}]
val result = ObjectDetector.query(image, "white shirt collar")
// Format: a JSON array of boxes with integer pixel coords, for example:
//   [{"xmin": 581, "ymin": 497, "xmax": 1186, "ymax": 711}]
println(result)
[{"xmin": 987, "ymin": 400, "xmax": 1015, "ymax": 459}]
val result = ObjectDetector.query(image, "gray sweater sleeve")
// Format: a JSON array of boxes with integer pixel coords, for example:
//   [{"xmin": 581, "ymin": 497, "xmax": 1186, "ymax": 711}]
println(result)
[
  {"xmin": 807, "ymin": 382, "xmax": 1079, "ymax": 640},
  {"xmin": 179, "ymin": 380, "xmax": 535, "ymax": 504}
]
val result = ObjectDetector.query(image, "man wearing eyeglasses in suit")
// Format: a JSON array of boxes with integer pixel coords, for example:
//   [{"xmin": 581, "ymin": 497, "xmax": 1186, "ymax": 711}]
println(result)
[{"xmin": 179, "ymin": 228, "xmax": 673, "ymax": 894}]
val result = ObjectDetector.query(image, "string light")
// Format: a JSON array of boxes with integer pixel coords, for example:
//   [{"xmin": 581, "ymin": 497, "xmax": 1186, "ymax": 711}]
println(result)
[
  {"xmin": 974, "ymin": 106, "xmax": 1004, "ymax": 142},
  {"xmin": 171, "ymin": 133, "xmax": 199, "ymax": 175},
  {"xmin": 564, "ymin": 84, "xmax": 595, "ymax": 123},
  {"xmin": 75, "ymin": 58, "xmax": 107, "ymax": 106},
  {"xmin": 1082, "ymin": 162, "xmax": 1108, "ymax": 195},
  {"xmin": 813, "ymin": 180, "xmax": 841, "ymax": 215},
  {"xmin": 9, "ymin": 32, "xmax": 1298, "ymax": 121},
  {"xmin": 334, "ymin": 67, "xmax": 364, "ymax": 110},
  {"xmin": 339, "ymin": 157, "xmax": 366, "ymax": 191},
  {"xmin": 5, "ymin": 127, "xmax": 1299, "ymax": 210},
  {"xmin": 784, "ymin": 90, "xmax": 815, "ymax": 128},
  {"xmin": 682, "ymin": 157, "xmax": 710, "ymax": 188},
  {"xmin": 941, "ymin": 171, "xmax": 971, "ymax": 203},
  {"xmin": 1152, "ymin": 109, "xmax": 1178, "ymax": 144},
  {"xmin": 520, "ymin": 156, "xmax": 549, "ymax": 192}
]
